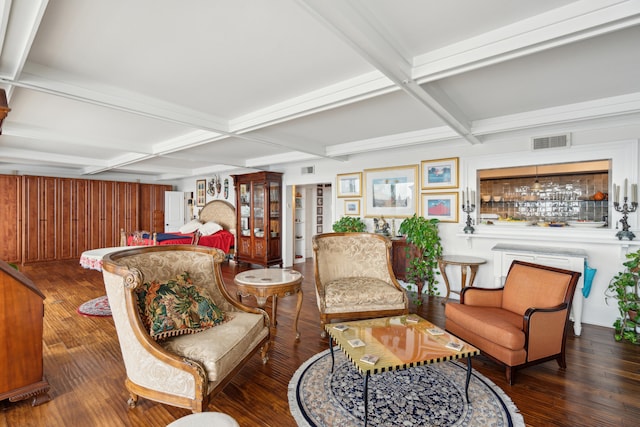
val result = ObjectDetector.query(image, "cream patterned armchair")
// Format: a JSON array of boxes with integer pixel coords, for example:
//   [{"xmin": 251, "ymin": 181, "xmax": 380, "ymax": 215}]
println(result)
[
  {"xmin": 312, "ymin": 232, "xmax": 409, "ymax": 335},
  {"xmin": 102, "ymin": 245, "xmax": 270, "ymax": 413}
]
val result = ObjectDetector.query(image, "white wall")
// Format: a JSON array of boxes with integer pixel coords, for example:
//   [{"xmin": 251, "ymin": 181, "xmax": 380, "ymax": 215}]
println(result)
[
  {"xmin": 276, "ymin": 125, "xmax": 640, "ymax": 330},
  {"xmin": 173, "ymin": 123, "xmax": 640, "ymax": 330}
]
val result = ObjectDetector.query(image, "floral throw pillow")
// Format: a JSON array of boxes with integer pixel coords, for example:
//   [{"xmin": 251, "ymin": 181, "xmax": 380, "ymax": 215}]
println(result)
[{"xmin": 136, "ymin": 272, "xmax": 225, "ymax": 340}]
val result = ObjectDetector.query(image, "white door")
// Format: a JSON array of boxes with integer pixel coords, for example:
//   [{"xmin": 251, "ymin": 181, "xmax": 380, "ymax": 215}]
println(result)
[{"xmin": 164, "ymin": 191, "xmax": 185, "ymax": 232}]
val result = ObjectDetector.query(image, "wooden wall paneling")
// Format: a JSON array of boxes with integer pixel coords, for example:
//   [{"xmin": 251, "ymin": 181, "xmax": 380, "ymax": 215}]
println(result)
[
  {"xmin": 102, "ymin": 181, "xmax": 117, "ymax": 247},
  {"xmin": 139, "ymin": 184, "xmax": 172, "ymax": 233},
  {"xmin": 88, "ymin": 180, "xmax": 118, "ymax": 248},
  {"xmin": 57, "ymin": 178, "xmax": 90, "ymax": 259},
  {"xmin": 74, "ymin": 179, "xmax": 90, "ymax": 255},
  {"xmin": 22, "ymin": 176, "xmax": 57, "ymax": 263},
  {"xmin": 0, "ymin": 175, "xmax": 21, "ymax": 263},
  {"xmin": 139, "ymin": 184, "xmax": 152, "ymax": 232},
  {"xmin": 153, "ymin": 185, "xmax": 172, "ymax": 232},
  {"xmin": 88, "ymin": 180, "xmax": 103, "ymax": 249},
  {"xmin": 114, "ymin": 181, "xmax": 141, "ymax": 239}
]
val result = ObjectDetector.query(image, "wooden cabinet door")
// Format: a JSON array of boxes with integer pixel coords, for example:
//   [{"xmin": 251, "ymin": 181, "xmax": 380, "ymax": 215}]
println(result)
[
  {"xmin": 23, "ymin": 176, "xmax": 57, "ymax": 263},
  {"xmin": 58, "ymin": 178, "xmax": 90, "ymax": 259},
  {"xmin": 0, "ymin": 175, "xmax": 21, "ymax": 263},
  {"xmin": 74, "ymin": 179, "xmax": 90, "ymax": 255},
  {"xmin": 58, "ymin": 178, "xmax": 75, "ymax": 260},
  {"xmin": 139, "ymin": 184, "xmax": 172, "ymax": 233},
  {"xmin": 87, "ymin": 180, "xmax": 117, "ymax": 248},
  {"xmin": 114, "ymin": 182, "xmax": 139, "ymax": 238},
  {"xmin": 88, "ymin": 180, "xmax": 102, "ymax": 249}
]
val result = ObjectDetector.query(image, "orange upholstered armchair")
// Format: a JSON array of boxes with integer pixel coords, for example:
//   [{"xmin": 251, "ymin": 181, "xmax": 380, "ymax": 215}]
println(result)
[{"xmin": 445, "ymin": 260, "xmax": 581, "ymax": 384}]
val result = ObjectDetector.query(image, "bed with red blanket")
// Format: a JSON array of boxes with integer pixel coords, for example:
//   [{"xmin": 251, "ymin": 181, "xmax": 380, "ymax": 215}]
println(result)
[
  {"xmin": 122, "ymin": 200, "xmax": 237, "ymax": 254},
  {"xmin": 129, "ymin": 230, "xmax": 234, "ymax": 253}
]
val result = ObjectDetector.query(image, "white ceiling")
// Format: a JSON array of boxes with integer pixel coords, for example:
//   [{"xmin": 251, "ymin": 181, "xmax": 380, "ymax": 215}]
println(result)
[{"xmin": 0, "ymin": 0, "xmax": 639, "ymax": 182}]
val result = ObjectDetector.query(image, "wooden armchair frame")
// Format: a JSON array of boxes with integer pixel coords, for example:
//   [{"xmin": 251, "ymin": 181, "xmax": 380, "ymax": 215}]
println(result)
[{"xmin": 103, "ymin": 245, "xmax": 270, "ymax": 412}]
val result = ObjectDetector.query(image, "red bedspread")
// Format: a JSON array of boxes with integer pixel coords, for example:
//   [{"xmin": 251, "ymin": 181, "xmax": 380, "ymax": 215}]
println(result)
[{"xmin": 127, "ymin": 230, "xmax": 234, "ymax": 253}]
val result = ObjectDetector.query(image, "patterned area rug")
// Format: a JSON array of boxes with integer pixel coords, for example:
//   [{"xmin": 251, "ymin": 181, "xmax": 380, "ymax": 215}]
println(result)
[
  {"xmin": 76, "ymin": 295, "xmax": 112, "ymax": 317},
  {"xmin": 289, "ymin": 348, "xmax": 524, "ymax": 427}
]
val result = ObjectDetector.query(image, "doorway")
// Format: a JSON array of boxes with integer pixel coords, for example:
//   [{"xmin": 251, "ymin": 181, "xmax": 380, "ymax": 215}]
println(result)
[{"xmin": 285, "ymin": 183, "xmax": 332, "ymax": 266}]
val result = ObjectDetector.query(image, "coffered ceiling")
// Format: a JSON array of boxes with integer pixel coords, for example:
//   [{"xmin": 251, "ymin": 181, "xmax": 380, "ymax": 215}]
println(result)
[{"xmin": 0, "ymin": 0, "xmax": 639, "ymax": 182}]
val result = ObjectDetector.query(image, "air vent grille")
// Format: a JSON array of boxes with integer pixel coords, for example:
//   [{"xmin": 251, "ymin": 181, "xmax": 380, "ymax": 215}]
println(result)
[
  {"xmin": 301, "ymin": 166, "xmax": 315, "ymax": 175},
  {"xmin": 531, "ymin": 133, "xmax": 570, "ymax": 150}
]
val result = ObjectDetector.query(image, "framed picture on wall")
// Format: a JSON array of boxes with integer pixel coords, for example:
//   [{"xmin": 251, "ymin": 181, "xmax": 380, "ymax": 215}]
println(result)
[
  {"xmin": 337, "ymin": 172, "xmax": 362, "ymax": 197},
  {"xmin": 196, "ymin": 179, "xmax": 206, "ymax": 207},
  {"xmin": 364, "ymin": 165, "xmax": 418, "ymax": 217},
  {"xmin": 421, "ymin": 157, "xmax": 459, "ymax": 190},
  {"xmin": 344, "ymin": 199, "xmax": 360, "ymax": 216},
  {"xmin": 422, "ymin": 192, "xmax": 458, "ymax": 222}
]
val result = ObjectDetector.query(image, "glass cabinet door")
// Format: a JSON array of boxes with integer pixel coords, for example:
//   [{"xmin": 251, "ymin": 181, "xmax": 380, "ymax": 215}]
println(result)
[
  {"xmin": 239, "ymin": 183, "xmax": 250, "ymax": 237},
  {"xmin": 269, "ymin": 181, "xmax": 280, "ymax": 237},
  {"xmin": 253, "ymin": 183, "xmax": 265, "ymax": 238}
]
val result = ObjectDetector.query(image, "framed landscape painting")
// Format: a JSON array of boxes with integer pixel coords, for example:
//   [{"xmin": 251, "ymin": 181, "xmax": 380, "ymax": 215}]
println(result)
[
  {"xmin": 422, "ymin": 192, "xmax": 458, "ymax": 223},
  {"xmin": 344, "ymin": 199, "xmax": 360, "ymax": 216},
  {"xmin": 364, "ymin": 165, "xmax": 418, "ymax": 218},
  {"xmin": 421, "ymin": 157, "xmax": 459, "ymax": 190},
  {"xmin": 337, "ymin": 172, "xmax": 362, "ymax": 198}
]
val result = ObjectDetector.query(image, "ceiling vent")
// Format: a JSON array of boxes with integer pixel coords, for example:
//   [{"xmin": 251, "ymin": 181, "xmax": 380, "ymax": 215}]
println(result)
[
  {"xmin": 531, "ymin": 133, "xmax": 571, "ymax": 151},
  {"xmin": 301, "ymin": 166, "xmax": 315, "ymax": 175}
]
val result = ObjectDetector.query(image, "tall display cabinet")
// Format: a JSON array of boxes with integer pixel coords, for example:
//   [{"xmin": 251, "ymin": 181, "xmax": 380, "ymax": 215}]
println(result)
[{"xmin": 232, "ymin": 171, "xmax": 283, "ymax": 267}]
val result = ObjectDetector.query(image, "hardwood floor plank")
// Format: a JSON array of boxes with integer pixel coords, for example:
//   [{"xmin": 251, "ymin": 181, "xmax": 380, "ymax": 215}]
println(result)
[{"xmin": 0, "ymin": 258, "xmax": 638, "ymax": 427}]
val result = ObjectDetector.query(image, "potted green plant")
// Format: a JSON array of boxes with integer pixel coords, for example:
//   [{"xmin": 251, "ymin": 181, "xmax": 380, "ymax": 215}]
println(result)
[
  {"xmin": 332, "ymin": 216, "xmax": 367, "ymax": 233},
  {"xmin": 398, "ymin": 214, "xmax": 443, "ymax": 301},
  {"xmin": 605, "ymin": 249, "xmax": 640, "ymax": 344}
]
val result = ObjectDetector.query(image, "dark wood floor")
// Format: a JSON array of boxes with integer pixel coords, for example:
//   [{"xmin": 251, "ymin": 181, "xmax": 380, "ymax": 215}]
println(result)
[{"xmin": 1, "ymin": 258, "xmax": 639, "ymax": 426}]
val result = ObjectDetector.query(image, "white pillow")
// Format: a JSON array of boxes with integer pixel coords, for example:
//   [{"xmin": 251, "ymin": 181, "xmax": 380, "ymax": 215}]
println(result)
[
  {"xmin": 199, "ymin": 221, "xmax": 223, "ymax": 236},
  {"xmin": 179, "ymin": 219, "xmax": 202, "ymax": 234}
]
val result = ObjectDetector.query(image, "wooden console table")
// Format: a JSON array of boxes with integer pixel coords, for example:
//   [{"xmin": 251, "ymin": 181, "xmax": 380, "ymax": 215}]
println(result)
[{"xmin": 437, "ymin": 255, "xmax": 487, "ymax": 303}]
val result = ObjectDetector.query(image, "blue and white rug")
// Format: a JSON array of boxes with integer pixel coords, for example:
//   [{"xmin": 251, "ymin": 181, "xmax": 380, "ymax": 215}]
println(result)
[{"xmin": 289, "ymin": 348, "xmax": 524, "ymax": 427}]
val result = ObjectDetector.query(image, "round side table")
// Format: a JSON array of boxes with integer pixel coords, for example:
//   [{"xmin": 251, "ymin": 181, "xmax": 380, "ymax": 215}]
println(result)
[
  {"xmin": 438, "ymin": 255, "xmax": 486, "ymax": 303},
  {"xmin": 234, "ymin": 268, "xmax": 303, "ymax": 340}
]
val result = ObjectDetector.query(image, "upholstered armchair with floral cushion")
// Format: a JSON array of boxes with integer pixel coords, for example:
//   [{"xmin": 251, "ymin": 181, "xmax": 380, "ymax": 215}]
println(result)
[
  {"xmin": 102, "ymin": 245, "xmax": 270, "ymax": 413},
  {"xmin": 445, "ymin": 260, "xmax": 581, "ymax": 385},
  {"xmin": 312, "ymin": 232, "xmax": 409, "ymax": 336}
]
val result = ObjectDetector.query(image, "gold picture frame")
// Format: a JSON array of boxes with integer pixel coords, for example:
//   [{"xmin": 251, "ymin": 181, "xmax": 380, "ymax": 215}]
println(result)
[
  {"xmin": 364, "ymin": 165, "xmax": 418, "ymax": 218},
  {"xmin": 421, "ymin": 157, "xmax": 459, "ymax": 190},
  {"xmin": 421, "ymin": 192, "xmax": 459, "ymax": 223},
  {"xmin": 344, "ymin": 199, "xmax": 361, "ymax": 216},
  {"xmin": 337, "ymin": 172, "xmax": 362, "ymax": 198}
]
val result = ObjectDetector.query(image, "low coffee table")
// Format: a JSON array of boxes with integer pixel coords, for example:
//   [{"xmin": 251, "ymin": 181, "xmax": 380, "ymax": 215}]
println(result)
[{"xmin": 326, "ymin": 315, "xmax": 479, "ymax": 427}]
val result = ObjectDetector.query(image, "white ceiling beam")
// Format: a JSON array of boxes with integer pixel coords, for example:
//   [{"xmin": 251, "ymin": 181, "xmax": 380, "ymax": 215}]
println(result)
[
  {"xmin": 472, "ymin": 92, "xmax": 640, "ymax": 135},
  {"xmin": 0, "ymin": 146, "xmax": 105, "ymax": 168},
  {"xmin": 0, "ymin": 0, "xmax": 48, "ymax": 82},
  {"xmin": 413, "ymin": 0, "xmax": 640, "ymax": 82},
  {"xmin": 295, "ymin": 0, "xmax": 482, "ymax": 145}
]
